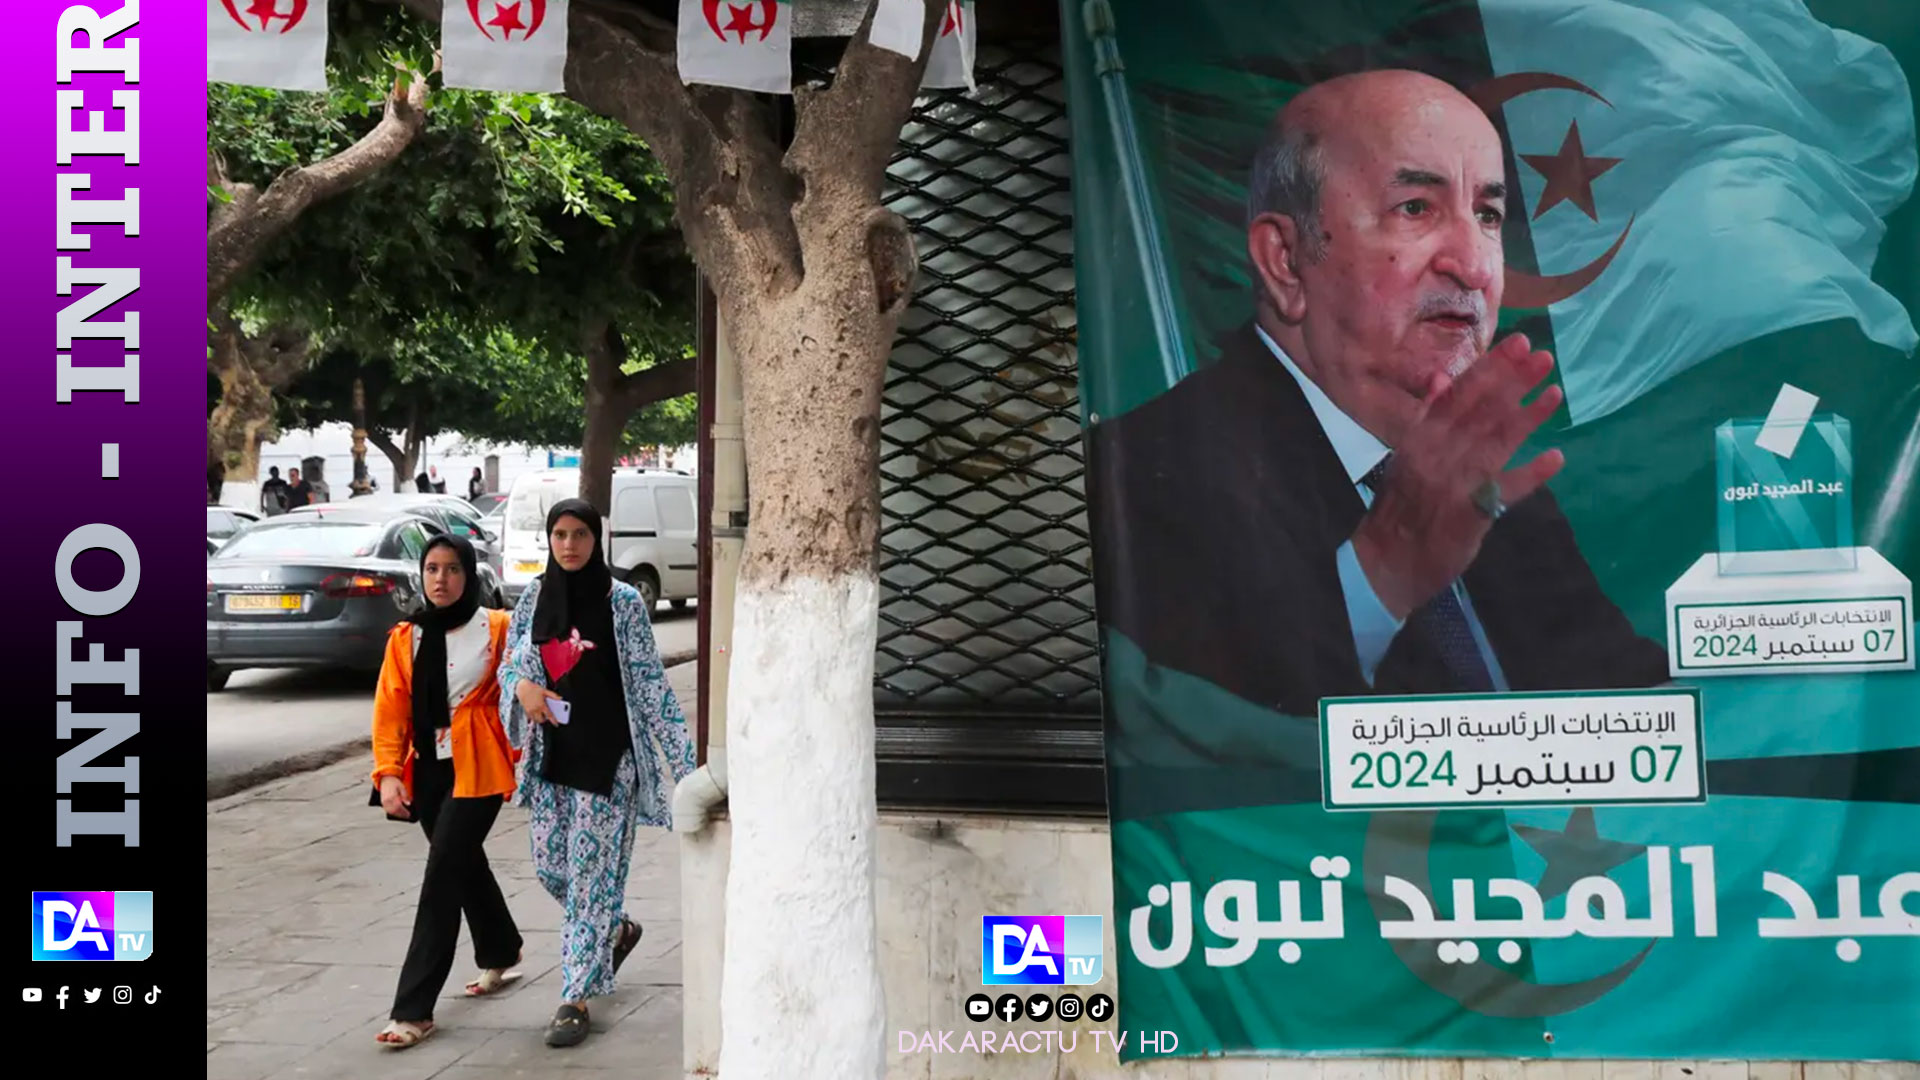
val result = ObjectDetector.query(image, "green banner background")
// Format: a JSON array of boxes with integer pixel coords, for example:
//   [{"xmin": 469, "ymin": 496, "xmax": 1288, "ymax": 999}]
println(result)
[{"xmin": 1065, "ymin": 0, "xmax": 1920, "ymax": 1060}]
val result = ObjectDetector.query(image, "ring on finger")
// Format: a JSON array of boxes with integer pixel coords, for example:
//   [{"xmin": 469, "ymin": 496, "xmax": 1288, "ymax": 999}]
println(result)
[{"xmin": 1471, "ymin": 478, "xmax": 1506, "ymax": 520}]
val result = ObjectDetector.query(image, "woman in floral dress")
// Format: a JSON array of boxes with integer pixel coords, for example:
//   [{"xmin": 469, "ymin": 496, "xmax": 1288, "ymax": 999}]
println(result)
[{"xmin": 500, "ymin": 498, "xmax": 694, "ymax": 1048}]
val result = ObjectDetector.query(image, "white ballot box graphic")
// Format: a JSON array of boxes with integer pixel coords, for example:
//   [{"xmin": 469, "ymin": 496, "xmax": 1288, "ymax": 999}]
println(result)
[{"xmin": 1665, "ymin": 546, "xmax": 1912, "ymax": 677}]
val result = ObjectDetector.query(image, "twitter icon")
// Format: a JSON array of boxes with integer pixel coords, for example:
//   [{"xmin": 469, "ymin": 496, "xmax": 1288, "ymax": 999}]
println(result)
[{"xmin": 82, "ymin": 988, "xmax": 101, "ymax": 1004}]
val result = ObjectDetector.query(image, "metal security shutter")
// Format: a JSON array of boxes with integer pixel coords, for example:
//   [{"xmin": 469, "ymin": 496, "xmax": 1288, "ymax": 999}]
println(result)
[{"xmin": 874, "ymin": 38, "xmax": 1104, "ymax": 812}]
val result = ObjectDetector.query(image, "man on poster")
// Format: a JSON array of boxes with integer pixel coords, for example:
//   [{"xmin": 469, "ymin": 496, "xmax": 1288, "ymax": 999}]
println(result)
[{"xmin": 1091, "ymin": 69, "xmax": 1667, "ymax": 717}]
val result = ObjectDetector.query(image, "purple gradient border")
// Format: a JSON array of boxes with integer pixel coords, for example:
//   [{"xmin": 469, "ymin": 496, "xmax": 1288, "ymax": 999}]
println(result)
[{"xmin": 9, "ymin": 1, "xmax": 203, "ymax": 1045}]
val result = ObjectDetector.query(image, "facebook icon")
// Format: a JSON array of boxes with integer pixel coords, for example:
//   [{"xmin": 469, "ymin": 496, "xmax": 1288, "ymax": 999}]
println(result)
[{"xmin": 981, "ymin": 916, "xmax": 1103, "ymax": 985}]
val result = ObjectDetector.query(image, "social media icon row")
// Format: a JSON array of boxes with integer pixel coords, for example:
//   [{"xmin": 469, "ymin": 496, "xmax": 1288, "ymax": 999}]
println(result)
[
  {"xmin": 22, "ymin": 986, "xmax": 156, "ymax": 1008},
  {"xmin": 964, "ymin": 991, "xmax": 1112, "ymax": 1024}
]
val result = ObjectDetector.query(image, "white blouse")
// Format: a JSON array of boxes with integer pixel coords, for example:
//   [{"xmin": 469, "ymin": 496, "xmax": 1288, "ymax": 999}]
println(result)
[{"xmin": 412, "ymin": 608, "xmax": 492, "ymax": 719}]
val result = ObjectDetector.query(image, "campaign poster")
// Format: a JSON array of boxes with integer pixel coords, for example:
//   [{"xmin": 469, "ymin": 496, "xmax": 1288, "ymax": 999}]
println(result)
[{"xmin": 1065, "ymin": 0, "xmax": 1919, "ymax": 1060}]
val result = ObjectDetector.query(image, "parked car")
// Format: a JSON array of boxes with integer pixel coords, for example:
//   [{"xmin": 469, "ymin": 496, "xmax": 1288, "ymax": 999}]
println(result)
[
  {"xmin": 295, "ymin": 495, "xmax": 505, "ymax": 584},
  {"xmin": 500, "ymin": 468, "xmax": 699, "ymax": 610},
  {"xmin": 469, "ymin": 491, "xmax": 507, "ymax": 518},
  {"xmin": 207, "ymin": 506, "xmax": 260, "ymax": 555},
  {"xmin": 207, "ymin": 509, "xmax": 466, "ymax": 689}
]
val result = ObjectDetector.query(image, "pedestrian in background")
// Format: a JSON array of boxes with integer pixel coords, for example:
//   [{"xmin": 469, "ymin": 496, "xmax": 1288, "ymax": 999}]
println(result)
[
  {"xmin": 501, "ymin": 498, "xmax": 694, "ymax": 1048},
  {"xmin": 469, "ymin": 467, "xmax": 486, "ymax": 502},
  {"xmin": 259, "ymin": 466, "xmax": 289, "ymax": 515},
  {"xmin": 286, "ymin": 468, "xmax": 313, "ymax": 509},
  {"xmin": 370, "ymin": 534, "xmax": 524, "ymax": 1049}
]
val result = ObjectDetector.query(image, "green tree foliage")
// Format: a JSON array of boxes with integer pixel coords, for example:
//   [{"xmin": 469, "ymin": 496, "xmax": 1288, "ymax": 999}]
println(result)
[{"xmin": 210, "ymin": 1, "xmax": 694, "ymax": 489}]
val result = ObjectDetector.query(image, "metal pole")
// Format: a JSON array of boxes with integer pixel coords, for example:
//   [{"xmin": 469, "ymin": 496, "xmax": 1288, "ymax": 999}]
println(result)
[{"xmin": 1084, "ymin": 0, "xmax": 1191, "ymax": 388}]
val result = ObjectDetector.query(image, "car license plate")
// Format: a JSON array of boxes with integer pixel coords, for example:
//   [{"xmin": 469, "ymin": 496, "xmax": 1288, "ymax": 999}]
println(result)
[
  {"xmin": 225, "ymin": 593, "xmax": 302, "ymax": 613},
  {"xmin": 515, "ymin": 561, "xmax": 543, "ymax": 573}
]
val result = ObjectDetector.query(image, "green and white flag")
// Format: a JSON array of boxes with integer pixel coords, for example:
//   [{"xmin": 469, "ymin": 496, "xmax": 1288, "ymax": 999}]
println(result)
[
  {"xmin": 677, "ymin": 0, "xmax": 792, "ymax": 94},
  {"xmin": 442, "ymin": 0, "xmax": 569, "ymax": 93},
  {"xmin": 207, "ymin": 0, "xmax": 327, "ymax": 91}
]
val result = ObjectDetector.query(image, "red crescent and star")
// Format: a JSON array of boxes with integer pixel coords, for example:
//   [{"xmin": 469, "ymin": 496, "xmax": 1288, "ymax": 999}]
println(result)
[
  {"xmin": 704, "ymin": 0, "xmax": 779, "ymax": 43},
  {"xmin": 466, "ymin": 0, "xmax": 547, "ymax": 41},
  {"xmin": 1467, "ymin": 71, "xmax": 1632, "ymax": 309},
  {"xmin": 221, "ymin": 0, "xmax": 307, "ymax": 33}
]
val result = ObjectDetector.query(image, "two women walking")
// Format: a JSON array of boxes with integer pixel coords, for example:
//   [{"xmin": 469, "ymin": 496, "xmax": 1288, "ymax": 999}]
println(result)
[{"xmin": 369, "ymin": 499, "xmax": 693, "ymax": 1049}]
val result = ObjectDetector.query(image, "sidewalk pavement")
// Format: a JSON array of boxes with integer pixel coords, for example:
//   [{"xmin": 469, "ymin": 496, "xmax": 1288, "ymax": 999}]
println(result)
[{"xmin": 206, "ymin": 663, "xmax": 697, "ymax": 1080}]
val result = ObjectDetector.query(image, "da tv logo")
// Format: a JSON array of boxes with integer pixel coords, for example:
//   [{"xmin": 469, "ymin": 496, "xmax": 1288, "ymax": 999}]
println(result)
[
  {"xmin": 31, "ymin": 892, "xmax": 153, "ymax": 961},
  {"xmin": 981, "ymin": 916, "xmax": 1102, "ymax": 985}
]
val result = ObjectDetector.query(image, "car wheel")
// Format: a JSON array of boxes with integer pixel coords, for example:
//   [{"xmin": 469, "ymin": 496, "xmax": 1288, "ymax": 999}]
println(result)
[
  {"xmin": 207, "ymin": 663, "xmax": 231, "ymax": 692},
  {"xmin": 630, "ymin": 569, "xmax": 660, "ymax": 611}
]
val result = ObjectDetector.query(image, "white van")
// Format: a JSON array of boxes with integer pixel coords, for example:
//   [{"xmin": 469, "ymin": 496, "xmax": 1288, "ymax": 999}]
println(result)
[{"xmin": 501, "ymin": 468, "xmax": 700, "ymax": 610}]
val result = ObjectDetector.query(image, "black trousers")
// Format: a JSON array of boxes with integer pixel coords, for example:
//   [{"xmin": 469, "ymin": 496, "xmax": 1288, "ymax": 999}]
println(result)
[{"xmin": 391, "ymin": 758, "xmax": 522, "ymax": 1021}]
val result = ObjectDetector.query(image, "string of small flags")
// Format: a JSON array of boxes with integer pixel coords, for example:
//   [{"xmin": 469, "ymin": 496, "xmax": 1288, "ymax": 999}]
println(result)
[{"xmin": 208, "ymin": 0, "xmax": 976, "ymax": 96}]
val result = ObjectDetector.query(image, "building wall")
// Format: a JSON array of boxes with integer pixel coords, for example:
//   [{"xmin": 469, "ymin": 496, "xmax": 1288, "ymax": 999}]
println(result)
[
  {"xmin": 212, "ymin": 422, "xmax": 698, "ymax": 510},
  {"xmin": 680, "ymin": 816, "xmax": 1912, "ymax": 1080}
]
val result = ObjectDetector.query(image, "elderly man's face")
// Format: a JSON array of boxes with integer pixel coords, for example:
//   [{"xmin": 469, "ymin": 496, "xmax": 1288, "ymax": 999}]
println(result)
[{"xmin": 1263, "ymin": 76, "xmax": 1509, "ymax": 438}]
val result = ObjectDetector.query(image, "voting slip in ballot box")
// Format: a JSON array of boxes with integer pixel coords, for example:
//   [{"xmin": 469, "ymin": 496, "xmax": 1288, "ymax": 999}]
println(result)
[
  {"xmin": 1666, "ymin": 404, "xmax": 1912, "ymax": 677},
  {"xmin": 1714, "ymin": 413, "xmax": 1856, "ymax": 575}
]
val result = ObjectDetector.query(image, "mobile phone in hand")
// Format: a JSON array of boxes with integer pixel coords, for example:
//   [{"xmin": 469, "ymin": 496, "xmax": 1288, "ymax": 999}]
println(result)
[{"xmin": 548, "ymin": 698, "xmax": 571, "ymax": 725}]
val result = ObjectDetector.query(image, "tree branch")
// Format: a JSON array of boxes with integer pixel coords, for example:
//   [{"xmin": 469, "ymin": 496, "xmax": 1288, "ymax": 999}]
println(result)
[
  {"xmin": 614, "ymin": 353, "xmax": 697, "ymax": 412},
  {"xmin": 786, "ymin": 0, "xmax": 937, "ymax": 264},
  {"xmin": 367, "ymin": 428, "xmax": 404, "ymax": 463},
  {"xmin": 208, "ymin": 66, "xmax": 434, "ymax": 304}
]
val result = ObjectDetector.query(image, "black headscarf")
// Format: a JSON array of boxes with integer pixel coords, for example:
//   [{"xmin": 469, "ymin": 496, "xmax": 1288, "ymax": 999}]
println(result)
[
  {"xmin": 408, "ymin": 533, "xmax": 482, "ymax": 759},
  {"xmin": 531, "ymin": 498, "xmax": 613, "ymax": 644},
  {"xmin": 529, "ymin": 498, "xmax": 630, "ymax": 794}
]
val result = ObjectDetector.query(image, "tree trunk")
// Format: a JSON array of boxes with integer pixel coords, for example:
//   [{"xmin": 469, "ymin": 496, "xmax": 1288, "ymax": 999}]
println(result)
[
  {"xmin": 207, "ymin": 315, "xmax": 309, "ymax": 491},
  {"xmin": 367, "ymin": 429, "xmax": 418, "ymax": 493},
  {"xmin": 580, "ymin": 321, "xmax": 626, "ymax": 516},
  {"xmin": 349, "ymin": 377, "xmax": 372, "ymax": 496},
  {"xmin": 718, "ymin": 226, "xmax": 911, "ymax": 1080},
  {"xmin": 582, "ymin": 319, "xmax": 698, "ymax": 515}
]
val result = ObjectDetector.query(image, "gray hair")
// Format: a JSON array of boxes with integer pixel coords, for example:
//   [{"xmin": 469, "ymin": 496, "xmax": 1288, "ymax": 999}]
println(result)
[{"xmin": 1247, "ymin": 116, "xmax": 1327, "ymax": 263}]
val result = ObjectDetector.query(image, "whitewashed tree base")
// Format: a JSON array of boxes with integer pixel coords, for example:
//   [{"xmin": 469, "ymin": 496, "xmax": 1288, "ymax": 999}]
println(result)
[{"xmin": 719, "ymin": 573, "xmax": 885, "ymax": 1080}]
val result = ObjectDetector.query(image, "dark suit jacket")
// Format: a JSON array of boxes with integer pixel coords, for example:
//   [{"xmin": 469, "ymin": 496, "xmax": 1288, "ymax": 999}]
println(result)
[{"xmin": 1086, "ymin": 325, "xmax": 1667, "ymax": 717}]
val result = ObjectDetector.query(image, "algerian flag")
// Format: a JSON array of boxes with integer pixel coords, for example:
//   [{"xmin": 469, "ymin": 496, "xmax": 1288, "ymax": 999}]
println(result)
[
  {"xmin": 207, "ymin": 0, "xmax": 327, "ymax": 91},
  {"xmin": 923, "ymin": 0, "xmax": 976, "ymax": 91},
  {"xmin": 677, "ymin": 0, "xmax": 792, "ymax": 94},
  {"xmin": 442, "ymin": 0, "xmax": 569, "ymax": 92},
  {"xmin": 1480, "ymin": 0, "xmax": 1918, "ymax": 425}
]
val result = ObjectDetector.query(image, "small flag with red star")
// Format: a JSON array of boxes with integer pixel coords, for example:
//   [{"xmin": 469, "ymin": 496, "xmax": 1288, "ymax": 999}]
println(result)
[
  {"xmin": 677, "ymin": 0, "xmax": 793, "ymax": 94},
  {"xmin": 207, "ymin": 0, "xmax": 328, "ymax": 92},
  {"xmin": 922, "ymin": 0, "xmax": 975, "ymax": 91},
  {"xmin": 442, "ymin": 0, "xmax": 569, "ymax": 93}
]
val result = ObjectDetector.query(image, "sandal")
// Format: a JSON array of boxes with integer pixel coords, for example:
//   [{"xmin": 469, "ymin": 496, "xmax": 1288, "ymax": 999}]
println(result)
[
  {"xmin": 465, "ymin": 950, "xmax": 524, "ymax": 996},
  {"xmin": 375, "ymin": 1019, "xmax": 435, "ymax": 1049},
  {"xmin": 612, "ymin": 918, "xmax": 643, "ymax": 974},
  {"xmin": 545, "ymin": 1003, "xmax": 590, "ymax": 1047}
]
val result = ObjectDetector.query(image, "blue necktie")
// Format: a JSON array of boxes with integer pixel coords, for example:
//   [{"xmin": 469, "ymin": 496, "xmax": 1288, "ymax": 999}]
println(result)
[{"xmin": 1361, "ymin": 458, "xmax": 1495, "ymax": 692}]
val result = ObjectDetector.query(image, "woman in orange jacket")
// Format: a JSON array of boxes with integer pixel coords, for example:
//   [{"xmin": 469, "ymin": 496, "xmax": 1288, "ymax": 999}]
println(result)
[{"xmin": 369, "ymin": 534, "xmax": 523, "ymax": 1049}]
